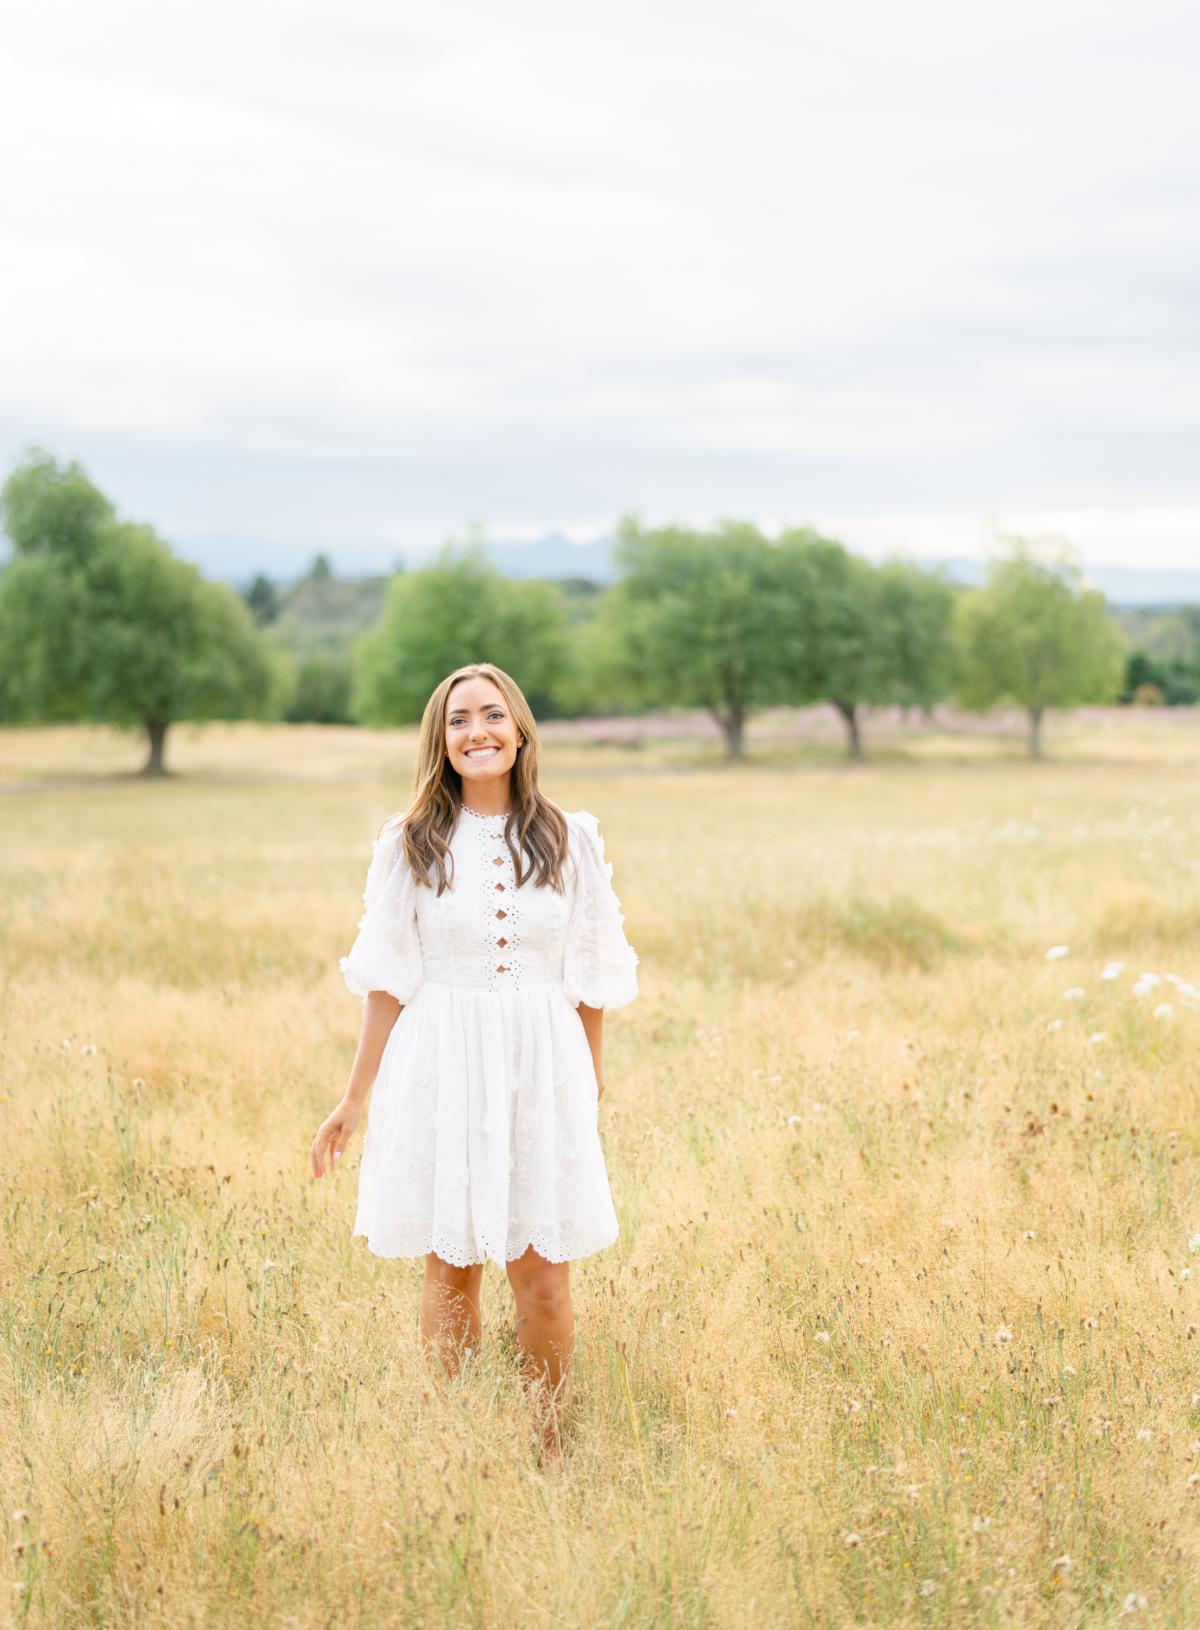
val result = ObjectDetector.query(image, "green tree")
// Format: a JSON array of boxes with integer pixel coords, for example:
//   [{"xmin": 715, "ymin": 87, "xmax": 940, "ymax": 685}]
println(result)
[
  {"xmin": 955, "ymin": 538, "xmax": 1127, "ymax": 758},
  {"xmin": 608, "ymin": 517, "xmax": 794, "ymax": 759},
  {"xmin": 243, "ymin": 572, "xmax": 282, "ymax": 626},
  {"xmin": 353, "ymin": 540, "xmax": 570, "ymax": 723},
  {"xmin": 774, "ymin": 531, "xmax": 893, "ymax": 758},
  {"xmin": 0, "ymin": 448, "xmax": 279, "ymax": 774},
  {"xmin": 874, "ymin": 558, "xmax": 959, "ymax": 715}
]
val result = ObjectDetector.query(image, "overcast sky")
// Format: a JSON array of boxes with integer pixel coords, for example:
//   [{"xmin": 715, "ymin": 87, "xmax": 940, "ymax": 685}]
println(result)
[{"xmin": 1, "ymin": 0, "xmax": 1197, "ymax": 578}]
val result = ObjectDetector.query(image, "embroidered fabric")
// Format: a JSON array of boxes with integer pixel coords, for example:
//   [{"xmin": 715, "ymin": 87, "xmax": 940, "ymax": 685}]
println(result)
[{"xmin": 337, "ymin": 806, "xmax": 637, "ymax": 1268}]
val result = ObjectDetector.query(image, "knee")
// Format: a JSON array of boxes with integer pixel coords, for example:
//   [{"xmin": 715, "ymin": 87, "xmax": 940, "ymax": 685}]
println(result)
[{"xmin": 513, "ymin": 1268, "xmax": 570, "ymax": 1318}]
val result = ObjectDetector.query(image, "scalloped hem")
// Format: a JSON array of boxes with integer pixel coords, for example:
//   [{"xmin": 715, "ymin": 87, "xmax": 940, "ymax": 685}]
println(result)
[{"xmin": 352, "ymin": 1223, "xmax": 620, "ymax": 1268}]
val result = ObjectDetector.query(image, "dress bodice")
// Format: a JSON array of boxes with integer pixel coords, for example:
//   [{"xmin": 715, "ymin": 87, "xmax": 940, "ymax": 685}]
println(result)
[
  {"xmin": 418, "ymin": 806, "xmax": 572, "ymax": 992},
  {"xmin": 340, "ymin": 805, "xmax": 639, "ymax": 1010}
]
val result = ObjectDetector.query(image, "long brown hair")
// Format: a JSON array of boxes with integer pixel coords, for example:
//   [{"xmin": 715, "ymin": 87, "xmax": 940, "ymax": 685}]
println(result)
[{"xmin": 382, "ymin": 663, "xmax": 570, "ymax": 896}]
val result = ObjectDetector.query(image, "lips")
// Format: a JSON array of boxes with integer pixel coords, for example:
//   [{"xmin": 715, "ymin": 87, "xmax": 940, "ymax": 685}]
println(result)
[{"xmin": 465, "ymin": 747, "xmax": 500, "ymax": 759}]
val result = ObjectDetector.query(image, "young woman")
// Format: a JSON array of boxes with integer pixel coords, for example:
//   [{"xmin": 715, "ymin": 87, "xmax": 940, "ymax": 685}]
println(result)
[{"xmin": 309, "ymin": 661, "xmax": 639, "ymax": 1461}]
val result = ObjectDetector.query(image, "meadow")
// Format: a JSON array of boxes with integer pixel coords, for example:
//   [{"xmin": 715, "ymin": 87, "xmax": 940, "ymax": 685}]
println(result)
[{"xmin": 3, "ymin": 708, "xmax": 1200, "ymax": 1627}]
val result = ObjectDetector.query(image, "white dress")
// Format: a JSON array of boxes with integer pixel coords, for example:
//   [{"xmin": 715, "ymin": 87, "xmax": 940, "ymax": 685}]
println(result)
[{"xmin": 339, "ymin": 805, "xmax": 640, "ymax": 1268}]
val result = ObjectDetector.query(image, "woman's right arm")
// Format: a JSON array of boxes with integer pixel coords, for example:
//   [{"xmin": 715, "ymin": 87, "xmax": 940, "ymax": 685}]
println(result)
[{"xmin": 310, "ymin": 990, "xmax": 401, "ymax": 1178}]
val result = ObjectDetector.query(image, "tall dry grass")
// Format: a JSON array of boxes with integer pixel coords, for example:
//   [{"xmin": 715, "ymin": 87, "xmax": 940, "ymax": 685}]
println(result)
[{"xmin": 3, "ymin": 718, "xmax": 1200, "ymax": 1626}]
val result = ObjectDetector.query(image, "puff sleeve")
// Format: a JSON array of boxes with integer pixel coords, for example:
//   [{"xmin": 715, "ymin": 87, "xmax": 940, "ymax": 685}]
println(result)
[
  {"xmin": 561, "ymin": 809, "xmax": 640, "ymax": 1010},
  {"xmin": 339, "ymin": 821, "xmax": 424, "ymax": 1003}
]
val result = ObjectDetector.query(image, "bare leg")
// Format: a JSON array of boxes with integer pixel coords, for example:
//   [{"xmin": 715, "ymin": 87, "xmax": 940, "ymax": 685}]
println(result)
[
  {"xmin": 506, "ymin": 1247, "xmax": 574, "ymax": 1463},
  {"xmin": 421, "ymin": 1254, "xmax": 484, "ymax": 1380}
]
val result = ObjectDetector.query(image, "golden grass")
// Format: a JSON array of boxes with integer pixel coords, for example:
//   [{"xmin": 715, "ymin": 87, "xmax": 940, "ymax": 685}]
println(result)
[{"xmin": 4, "ymin": 717, "xmax": 1200, "ymax": 1625}]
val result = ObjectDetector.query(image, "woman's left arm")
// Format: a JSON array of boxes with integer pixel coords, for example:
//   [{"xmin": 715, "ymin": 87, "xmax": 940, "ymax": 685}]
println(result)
[{"xmin": 576, "ymin": 1001, "xmax": 605, "ymax": 1099}]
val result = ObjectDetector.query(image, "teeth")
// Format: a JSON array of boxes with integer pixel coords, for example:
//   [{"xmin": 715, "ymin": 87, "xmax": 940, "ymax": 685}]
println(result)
[{"xmin": 467, "ymin": 748, "xmax": 498, "ymax": 757}]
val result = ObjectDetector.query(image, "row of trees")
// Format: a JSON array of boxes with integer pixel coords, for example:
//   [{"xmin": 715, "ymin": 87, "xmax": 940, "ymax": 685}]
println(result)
[{"xmin": 0, "ymin": 448, "xmax": 1131, "ymax": 772}]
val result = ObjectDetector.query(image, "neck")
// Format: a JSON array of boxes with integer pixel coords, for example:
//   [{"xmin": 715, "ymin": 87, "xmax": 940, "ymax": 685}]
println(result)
[{"xmin": 460, "ymin": 783, "xmax": 512, "ymax": 818}]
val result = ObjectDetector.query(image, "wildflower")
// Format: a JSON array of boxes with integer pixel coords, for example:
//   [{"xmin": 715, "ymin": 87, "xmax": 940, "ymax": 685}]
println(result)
[
  {"xmin": 1154, "ymin": 1003, "xmax": 1174, "ymax": 1020},
  {"xmin": 1188, "ymin": 1473, "xmax": 1200, "ymax": 1490},
  {"xmin": 1165, "ymin": 973, "xmax": 1200, "ymax": 999},
  {"xmin": 1189, "ymin": 1235, "xmax": 1200, "ymax": 1254},
  {"xmin": 1047, "ymin": 1019, "xmax": 1063, "ymax": 1032},
  {"xmin": 994, "ymin": 1324, "xmax": 1013, "ymax": 1344},
  {"xmin": 1051, "ymin": 1554, "xmax": 1073, "ymax": 1575},
  {"xmin": 724, "ymin": 1408, "xmax": 736, "ymax": 1418},
  {"xmin": 1045, "ymin": 945, "xmax": 1069, "ymax": 961},
  {"xmin": 1023, "ymin": 1229, "xmax": 1037, "ymax": 1240},
  {"xmin": 131, "ymin": 1078, "xmax": 145, "ymax": 1090},
  {"xmin": 842, "ymin": 1531, "xmax": 861, "ymax": 1547},
  {"xmin": 1089, "ymin": 1032, "xmax": 1107, "ymax": 1044},
  {"xmin": 1063, "ymin": 987, "xmax": 1086, "ymax": 1001},
  {"xmin": 786, "ymin": 1114, "xmax": 802, "ymax": 1126},
  {"xmin": 1183, "ymin": 1268, "xmax": 1192, "ymax": 1282},
  {"xmin": 1122, "ymin": 1591, "xmax": 1149, "ymax": 1613},
  {"xmin": 1132, "ymin": 973, "xmax": 1161, "ymax": 997},
  {"xmin": 814, "ymin": 1330, "xmax": 831, "ymax": 1344},
  {"xmin": 60, "ymin": 1039, "xmax": 71, "ymax": 1052},
  {"xmin": 971, "ymin": 1515, "xmax": 991, "ymax": 1533},
  {"xmin": 845, "ymin": 1028, "xmax": 861, "ymax": 1041},
  {"xmin": 1101, "ymin": 961, "xmax": 1125, "ymax": 980},
  {"xmin": 918, "ymin": 1579, "xmax": 936, "ymax": 1598},
  {"xmin": 81, "ymin": 1043, "xmax": 98, "ymax": 1057},
  {"xmin": 812, "ymin": 1101, "xmax": 827, "ymax": 1114},
  {"xmin": 263, "ymin": 1259, "xmax": 277, "ymax": 1272}
]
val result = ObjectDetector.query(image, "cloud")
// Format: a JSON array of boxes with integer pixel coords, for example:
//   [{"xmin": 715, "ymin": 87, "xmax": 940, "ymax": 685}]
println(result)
[{"xmin": 0, "ymin": 0, "xmax": 1197, "ymax": 571}]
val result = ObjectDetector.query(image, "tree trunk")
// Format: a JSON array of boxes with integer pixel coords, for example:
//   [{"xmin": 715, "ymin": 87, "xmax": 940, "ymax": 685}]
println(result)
[
  {"xmin": 833, "ymin": 698, "xmax": 862, "ymax": 759},
  {"xmin": 143, "ymin": 717, "xmax": 169, "ymax": 776},
  {"xmin": 1028, "ymin": 705, "xmax": 1043, "ymax": 760},
  {"xmin": 714, "ymin": 703, "xmax": 746, "ymax": 760}
]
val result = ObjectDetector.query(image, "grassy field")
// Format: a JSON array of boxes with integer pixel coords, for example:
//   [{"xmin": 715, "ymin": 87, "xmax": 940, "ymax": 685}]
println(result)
[{"xmin": 3, "ymin": 713, "xmax": 1200, "ymax": 1627}]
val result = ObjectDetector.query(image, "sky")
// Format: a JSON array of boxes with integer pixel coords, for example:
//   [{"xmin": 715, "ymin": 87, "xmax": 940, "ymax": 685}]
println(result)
[{"xmin": 1, "ymin": 0, "xmax": 1198, "ymax": 581}]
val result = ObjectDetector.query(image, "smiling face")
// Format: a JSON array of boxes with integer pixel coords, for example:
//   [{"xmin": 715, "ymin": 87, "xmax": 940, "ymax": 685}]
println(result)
[{"xmin": 444, "ymin": 676, "xmax": 525, "ymax": 792}]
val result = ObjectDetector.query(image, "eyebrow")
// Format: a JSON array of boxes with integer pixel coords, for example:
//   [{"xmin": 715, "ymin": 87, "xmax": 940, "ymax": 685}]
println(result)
[{"xmin": 447, "ymin": 701, "xmax": 506, "ymax": 716}]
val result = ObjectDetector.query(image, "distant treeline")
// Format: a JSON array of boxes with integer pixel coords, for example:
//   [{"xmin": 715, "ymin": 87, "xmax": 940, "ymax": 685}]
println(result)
[{"xmin": 0, "ymin": 448, "xmax": 1189, "ymax": 775}]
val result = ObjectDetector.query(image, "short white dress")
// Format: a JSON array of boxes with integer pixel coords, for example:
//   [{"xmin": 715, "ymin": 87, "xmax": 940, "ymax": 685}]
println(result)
[{"xmin": 339, "ymin": 804, "xmax": 640, "ymax": 1268}]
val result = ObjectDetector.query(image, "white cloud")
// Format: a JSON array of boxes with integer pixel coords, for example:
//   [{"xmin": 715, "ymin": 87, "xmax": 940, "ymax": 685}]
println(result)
[{"xmin": 0, "ymin": 0, "xmax": 1197, "ymax": 572}]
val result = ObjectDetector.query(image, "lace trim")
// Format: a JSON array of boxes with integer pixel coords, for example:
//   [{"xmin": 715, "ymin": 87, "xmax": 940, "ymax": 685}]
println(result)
[
  {"xmin": 562, "ymin": 810, "xmax": 640, "ymax": 1010},
  {"xmin": 472, "ymin": 815, "xmax": 525, "ymax": 991},
  {"xmin": 352, "ymin": 1221, "xmax": 620, "ymax": 1268}
]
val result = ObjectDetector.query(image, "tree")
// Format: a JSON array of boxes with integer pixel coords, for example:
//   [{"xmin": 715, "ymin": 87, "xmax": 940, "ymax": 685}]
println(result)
[
  {"xmin": 352, "ymin": 539, "xmax": 570, "ymax": 723},
  {"xmin": 243, "ymin": 572, "xmax": 282, "ymax": 626},
  {"xmin": 0, "ymin": 448, "xmax": 279, "ymax": 774},
  {"xmin": 955, "ymin": 538, "xmax": 1127, "ymax": 758},
  {"xmin": 873, "ymin": 559, "xmax": 959, "ymax": 715},
  {"xmin": 607, "ymin": 517, "xmax": 794, "ymax": 759}
]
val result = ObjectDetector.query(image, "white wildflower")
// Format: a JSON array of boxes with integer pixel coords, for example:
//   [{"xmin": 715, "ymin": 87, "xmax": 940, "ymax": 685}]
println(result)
[
  {"xmin": 1182, "ymin": 1268, "xmax": 1191, "ymax": 1281},
  {"xmin": 1136, "ymin": 1427, "xmax": 1153, "ymax": 1442},
  {"xmin": 1045, "ymin": 945, "xmax": 1069, "ymax": 961},
  {"xmin": 1089, "ymin": 1031, "xmax": 1108, "ymax": 1044},
  {"xmin": 1051, "ymin": 1554, "xmax": 1073, "ymax": 1575},
  {"xmin": 842, "ymin": 1531, "xmax": 861, "ymax": 1548},
  {"xmin": 994, "ymin": 1324, "xmax": 1013, "ymax": 1344},
  {"xmin": 81, "ymin": 1042, "xmax": 98, "ymax": 1057},
  {"xmin": 1101, "ymin": 961, "xmax": 1125, "ymax": 980},
  {"xmin": 1046, "ymin": 1018, "xmax": 1063, "ymax": 1032},
  {"xmin": 1154, "ymin": 1003, "xmax": 1174, "ymax": 1020},
  {"xmin": 1165, "ymin": 974, "xmax": 1200, "ymax": 1000},
  {"xmin": 1189, "ymin": 1235, "xmax": 1200, "ymax": 1254},
  {"xmin": 1023, "ymin": 1230, "xmax": 1037, "ymax": 1240},
  {"xmin": 845, "ymin": 1028, "xmax": 861, "ymax": 1041},
  {"xmin": 1063, "ymin": 987, "xmax": 1086, "ymax": 1001},
  {"xmin": 918, "ymin": 1578, "xmax": 936, "ymax": 1598},
  {"xmin": 1122, "ymin": 1591, "xmax": 1149, "ymax": 1614},
  {"xmin": 814, "ymin": 1330, "xmax": 831, "ymax": 1344},
  {"xmin": 971, "ymin": 1515, "xmax": 991, "ymax": 1533},
  {"xmin": 786, "ymin": 1114, "xmax": 802, "ymax": 1126},
  {"xmin": 1132, "ymin": 973, "xmax": 1161, "ymax": 997},
  {"xmin": 60, "ymin": 1039, "xmax": 71, "ymax": 1052}
]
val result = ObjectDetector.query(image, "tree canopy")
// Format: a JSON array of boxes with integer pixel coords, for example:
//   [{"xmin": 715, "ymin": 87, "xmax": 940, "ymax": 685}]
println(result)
[
  {"xmin": 352, "ymin": 540, "xmax": 570, "ymax": 724},
  {"xmin": 955, "ymin": 539, "xmax": 1127, "ymax": 756},
  {"xmin": 0, "ymin": 449, "xmax": 278, "ymax": 772}
]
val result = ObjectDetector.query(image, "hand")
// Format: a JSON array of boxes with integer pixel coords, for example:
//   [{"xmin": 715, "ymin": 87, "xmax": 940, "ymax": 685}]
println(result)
[{"xmin": 310, "ymin": 1098, "xmax": 362, "ymax": 1179}]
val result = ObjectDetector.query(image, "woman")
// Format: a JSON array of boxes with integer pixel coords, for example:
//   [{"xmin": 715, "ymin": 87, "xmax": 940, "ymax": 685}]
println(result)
[{"xmin": 309, "ymin": 661, "xmax": 639, "ymax": 1462}]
